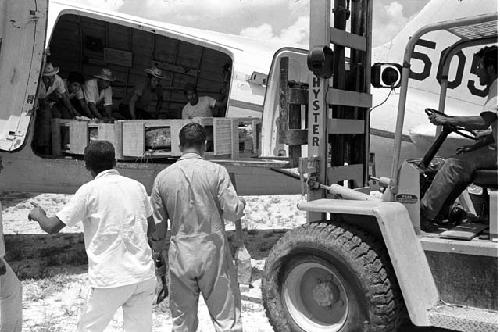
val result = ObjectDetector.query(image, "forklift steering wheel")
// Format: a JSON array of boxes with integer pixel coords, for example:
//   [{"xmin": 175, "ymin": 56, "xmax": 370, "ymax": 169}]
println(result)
[{"xmin": 425, "ymin": 108, "xmax": 477, "ymax": 140}]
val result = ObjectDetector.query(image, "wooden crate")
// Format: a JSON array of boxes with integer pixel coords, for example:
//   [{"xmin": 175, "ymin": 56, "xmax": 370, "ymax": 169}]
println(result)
[
  {"xmin": 51, "ymin": 119, "xmax": 71, "ymax": 156},
  {"xmin": 228, "ymin": 117, "xmax": 262, "ymax": 159},
  {"xmin": 121, "ymin": 118, "xmax": 233, "ymax": 158},
  {"xmin": 95, "ymin": 122, "xmax": 123, "ymax": 160},
  {"xmin": 213, "ymin": 118, "xmax": 232, "ymax": 155},
  {"xmin": 52, "ymin": 120, "xmax": 123, "ymax": 158}
]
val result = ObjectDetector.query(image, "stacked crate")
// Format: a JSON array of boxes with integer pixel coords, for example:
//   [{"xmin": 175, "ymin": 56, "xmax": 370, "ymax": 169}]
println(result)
[
  {"xmin": 52, "ymin": 119, "xmax": 123, "ymax": 159},
  {"xmin": 52, "ymin": 117, "xmax": 260, "ymax": 160},
  {"xmin": 121, "ymin": 117, "xmax": 232, "ymax": 157}
]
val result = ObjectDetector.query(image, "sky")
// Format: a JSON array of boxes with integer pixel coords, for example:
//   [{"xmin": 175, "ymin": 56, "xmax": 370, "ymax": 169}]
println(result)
[{"xmin": 76, "ymin": 0, "xmax": 431, "ymax": 48}]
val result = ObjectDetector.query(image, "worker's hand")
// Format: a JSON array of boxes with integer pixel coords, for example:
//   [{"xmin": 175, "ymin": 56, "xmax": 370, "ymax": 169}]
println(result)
[
  {"xmin": 153, "ymin": 248, "xmax": 167, "ymax": 277},
  {"xmin": 153, "ymin": 249, "xmax": 168, "ymax": 305},
  {"xmin": 456, "ymin": 145, "xmax": 476, "ymax": 155},
  {"xmin": 428, "ymin": 113, "xmax": 449, "ymax": 126},
  {"xmin": 0, "ymin": 257, "xmax": 6, "ymax": 276},
  {"xmin": 28, "ymin": 203, "xmax": 46, "ymax": 222},
  {"xmin": 154, "ymin": 275, "xmax": 168, "ymax": 305},
  {"xmin": 232, "ymin": 235, "xmax": 245, "ymax": 249},
  {"xmin": 476, "ymin": 130, "xmax": 492, "ymax": 139},
  {"xmin": 239, "ymin": 197, "xmax": 246, "ymax": 209}
]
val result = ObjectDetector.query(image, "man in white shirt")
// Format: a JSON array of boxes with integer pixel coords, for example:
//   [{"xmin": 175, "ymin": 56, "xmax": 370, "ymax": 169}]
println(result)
[
  {"xmin": 35, "ymin": 63, "xmax": 79, "ymax": 154},
  {"xmin": 37, "ymin": 63, "xmax": 79, "ymax": 118},
  {"xmin": 84, "ymin": 68, "xmax": 115, "ymax": 120},
  {"xmin": 181, "ymin": 83, "xmax": 226, "ymax": 119},
  {"xmin": 28, "ymin": 141, "xmax": 156, "ymax": 332},
  {"xmin": 420, "ymin": 45, "xmax": 498, "ymax": 231},
  {"xmin": 0, "ymin": 159, "xmax": 23, "ymax": 332}
]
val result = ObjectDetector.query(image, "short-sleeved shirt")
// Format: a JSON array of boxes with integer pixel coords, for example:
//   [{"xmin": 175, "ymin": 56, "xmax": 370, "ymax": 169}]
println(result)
[
  {"xmin": 64, "ymin": 79, "xmax": 85, "ymax": 100},
  {"xmin": 56, "ymin": 169, "xmax": 154, "ymax": 288},
  {"xmin": 37, "ymin": 74, "xmax": 66, "ymax": 99},
  {"xmin": 480, "ymin": 79, "xmax": 498, "ymax": 150},
  {"xmin": 84, "ymin": 79, "xmax": 113, "ymax": 106},
  {"xmin": 151, "ymin": 153, "xmax": 244, "ymax": 239},
  {"xmin": 182, "ymin": 96, "xmax": 216, "ymax": 119}
]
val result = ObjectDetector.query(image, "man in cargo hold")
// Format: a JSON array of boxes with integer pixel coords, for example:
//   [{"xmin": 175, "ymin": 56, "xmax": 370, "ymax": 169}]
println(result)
[
  {"xmin": 34, "ymin": 63, "xmax": 80, "ymax": 154},
  {"xmin": 151, "ymin": 123, "xmax": 245, "ymax": 332},
  {"xmin": 420, "ymin": 45, "xmax": 498, "ymax": 232},
  {"xmin": 28, "ymin": 141, "xmax": 156, "ymax": 332},
  {"xmin": 120, "ymin": 65, "xmax": 165, "ymax": 120},
  {"xmin": 84, "ymin": 68, "xmax": 116, "ymax": 121},
  {"xmin": 66, "ymin": 71, "xmax": 94, "ymax": 119},
  {"xmin": 0, "ymin": 156, "xmax": 23, "ymax": 332},
  {"xmin": 181, "ymin": 83, "xmax": 227, "ymax": 119}
]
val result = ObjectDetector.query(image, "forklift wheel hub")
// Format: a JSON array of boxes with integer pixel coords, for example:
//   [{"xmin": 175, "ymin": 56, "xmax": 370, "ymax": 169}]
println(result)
[{"xmin": 312, "ymin": 280, "xmax": 340, "ymax": 307}]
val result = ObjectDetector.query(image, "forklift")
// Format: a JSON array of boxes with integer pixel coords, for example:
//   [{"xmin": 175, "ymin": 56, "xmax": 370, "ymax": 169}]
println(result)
[{"xmin": 261, "ymin": 0, "xmax": 498, "ymax": 331}]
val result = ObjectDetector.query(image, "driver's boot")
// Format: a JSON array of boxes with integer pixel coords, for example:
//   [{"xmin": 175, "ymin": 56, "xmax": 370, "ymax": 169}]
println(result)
[{"xmin": 421, "ymin": 218, "xmax": 439, "ymax": 232}]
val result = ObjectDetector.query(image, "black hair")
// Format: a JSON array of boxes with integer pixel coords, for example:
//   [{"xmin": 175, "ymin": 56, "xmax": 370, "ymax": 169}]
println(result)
[
  {"xmin": 183, "ymin": 83, "xmax": 197, "ymax": 96},
  {"xmin": 68, "ymin": 72, "xmax": 85, "ymax": 85},
  {"xmin": 179, "ymin": 123, "xmax": 206, "ymax": 148},
  {"xmin": 84, "ymin": 141, "xmax": 116, "ymax": 174},
  {"xmin": 477, "ymin": 45, "xmax": 498, "ymax": 73}
]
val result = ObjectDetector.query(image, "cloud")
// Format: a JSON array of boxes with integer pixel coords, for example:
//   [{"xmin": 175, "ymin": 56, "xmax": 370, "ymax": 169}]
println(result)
[
  {"xmin": 119, "ymin": 0, "xmax": 306, "ymax": 36},
  {"xmin": 72, "ymin": 0, "xmax": 425, "ymax": 50},
  {"xmin": 139, "ymin": 0, "xmax": 288, "ymax": 20},
  {"xmin": 372, "ymin": 1, "xmax": 410, "ymax": 46},
  {"xmin": 70, "ymin": 0, "xmax": 124, "ymax": 11},
  {"xmin": 240, "ymin": 15, "xmax": 309, "ymax": 48},
  {"xmin": 240, "ymin": 24, "xmax": 275, "ymax": 41}
]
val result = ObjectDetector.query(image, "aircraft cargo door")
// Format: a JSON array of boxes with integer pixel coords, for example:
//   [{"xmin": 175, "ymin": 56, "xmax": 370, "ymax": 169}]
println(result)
[{"xmin": 0, "ymin": 0, "xmax": 47, "ymax": 151}]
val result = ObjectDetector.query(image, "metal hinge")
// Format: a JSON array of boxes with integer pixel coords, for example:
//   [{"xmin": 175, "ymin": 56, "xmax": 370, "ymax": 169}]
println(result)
[{"xmin": 9, "ymin": 10, "xmax": 39, "ymax": 29}]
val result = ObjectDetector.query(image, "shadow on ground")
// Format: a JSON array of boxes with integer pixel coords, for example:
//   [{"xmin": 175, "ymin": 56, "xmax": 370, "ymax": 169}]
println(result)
[{"xmin": 5, "ymin": 230, "xmax": 471, "ymax": 332}]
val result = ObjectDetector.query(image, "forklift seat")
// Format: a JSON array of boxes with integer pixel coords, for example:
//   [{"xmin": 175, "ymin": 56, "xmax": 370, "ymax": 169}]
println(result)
[{"xmin": 471, "ymin": 169, "xmax": 498, "ymax": 189}]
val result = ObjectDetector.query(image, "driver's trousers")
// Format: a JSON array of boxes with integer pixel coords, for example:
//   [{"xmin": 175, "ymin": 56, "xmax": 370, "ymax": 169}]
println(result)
[{"xmin": 421, "ymin": 146, "xmax": 497, "ymax": 220}]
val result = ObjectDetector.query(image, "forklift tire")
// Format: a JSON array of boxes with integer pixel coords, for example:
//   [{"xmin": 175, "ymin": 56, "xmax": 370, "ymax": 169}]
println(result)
[{"xmin": 262, "ymin": 222, "xmax": 401, "ymax": 332}]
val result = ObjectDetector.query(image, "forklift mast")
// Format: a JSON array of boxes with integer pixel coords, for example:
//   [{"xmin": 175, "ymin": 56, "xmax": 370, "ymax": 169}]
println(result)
[{"xmin": 305, "ymin": 0, "xmax": 373, "ymax": 221}]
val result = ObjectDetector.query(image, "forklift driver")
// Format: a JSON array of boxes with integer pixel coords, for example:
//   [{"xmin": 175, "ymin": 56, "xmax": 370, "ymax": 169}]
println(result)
[{"xmin": 420, "ymin": 45, "xmax": 498, "ymax": 232}]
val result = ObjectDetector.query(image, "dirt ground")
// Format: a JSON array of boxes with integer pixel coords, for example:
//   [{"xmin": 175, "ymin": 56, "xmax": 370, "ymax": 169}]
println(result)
[
  {"xmin": 2, "ymin": 192, "xmax": 450, "ymax": 332},
  {"xmin": 2, "ymin": 192, "xmax": 303, "ymax": 331}
]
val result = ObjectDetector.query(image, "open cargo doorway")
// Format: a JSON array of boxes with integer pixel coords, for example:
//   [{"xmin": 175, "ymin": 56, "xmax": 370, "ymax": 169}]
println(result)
[{"xmin": 33, "ymin": 12, "xmax": 235, "ymax": 159}]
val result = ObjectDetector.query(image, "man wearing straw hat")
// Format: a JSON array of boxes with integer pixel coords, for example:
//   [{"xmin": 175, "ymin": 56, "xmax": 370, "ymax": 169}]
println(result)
[
  {"xmin": 121, "ymin": 65, "xmax": 165, "ymax": 120},
  {"xmin": 34, "ymin": 62, "xmax": 80, "ymax": 154},
  {"xmin": 83, "ymin": 68, "xmax": 115, "ymax": 121}
]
